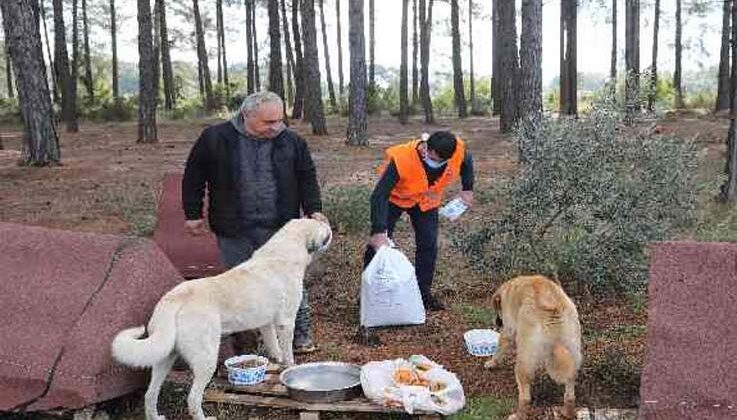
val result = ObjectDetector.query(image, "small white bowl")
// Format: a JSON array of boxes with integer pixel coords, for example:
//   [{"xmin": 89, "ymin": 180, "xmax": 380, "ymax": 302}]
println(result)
[
  {"xmin": 463, "ymin": 329, "xmax": 500, "ymax": 357},
  {"xmin": 224, "ymin": 354, "xmax": 269, "ymax": 386}
]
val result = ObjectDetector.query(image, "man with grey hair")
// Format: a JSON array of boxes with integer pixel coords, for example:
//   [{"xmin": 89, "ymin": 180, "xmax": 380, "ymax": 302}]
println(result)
[{"xmin": 182, "ymin": 90, "xmax": 325, "ymax": 353}]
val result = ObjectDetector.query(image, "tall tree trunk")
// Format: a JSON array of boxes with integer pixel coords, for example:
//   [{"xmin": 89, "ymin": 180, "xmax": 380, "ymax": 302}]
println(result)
[
  {"xmin": 197, "ymin": 56, "xmax": 204, "ymax": 99},
  {"xmin": 498, "ymin": 0, "xmax": 518, "ymax": 132},
  {"xmin": 253, "ymin": 3, "xmax": 261, "ymax": 91},
  {"xmin": 346, "ymin": 0, "xmax": 367, "ymax": 145},
  {"xmin": 72, "ymin": 0, "xmax": 79, "ymax": 110},
  {"xmin": 674, "ymin": 0, "xmax": 684, "ymax": 109},
  {"xmin": 216, "ymin": 0, "xmax": 223, "ymax": 84},
  {"xmin": 610, "ymin": 0, "xmax": 617, "ymax": 96},
  {"xmin": 721, "ymin": 0, "xmax": 737, "ymax": 201},
  {"xmin": 368, "ymin": 0, "xmax": 374, "ymax": 89},
  {"xmin": 4, "ymin": 44, "xmax": 13, "ymax": 99},
  {"xmin": 301, "ymin": 0, "xmax": 328, "ymax": 134},
  {"xmin": 319, "ymin": 0, "xmax": 337, "ymax": 110},
  {"xmin": 152, "ymin": 0, "xmax": 161, "ymax": 102},
  {"xmin": 137, "ymin": 0, "xmax": 157, "ymax": 143},
  {"xmin": 648, "ymin": 0, "xmax": 660, "ymax": 112},
  {"xmin": 281, "ymin": 0, "xmax": 294, "ymax": 105},
  {"xmin": 399, "ymin": 0, "xmax": 409, "ymax": 124},
  {"xmin": 559, "ymin": 0, "xmax": 577, "ymax": 116},
  {"xmin": 192, "ymin": 0, "xmax": 213, "ymax": 110},
  {"xmin": 1, "ymin": 0, "xmax": 60, "ymax": 165},
  {"xmin": 53, "ymin": 0, "xmax": 78, "ymax": 132},
  {"xmin": 411, "ymin": 0, "xmax": 418, "ymax": 107},
  {"xmin": 158, "ymin": 0, "xmax": 174, "ymax": 109},
  {"xmin": 268, "ymin": 0, "xmax": 285, "ymax": 100},
  {"xmin": 492, "ymin": 0, "xmax": 501, "ymax": 116},
  {"xmin": 450, "ymin": 0, "xmax": 466, "ymax": 118},
  {"xmin": 419, "ymin": 0, "xmax": 434, "ymax": 124},
  {"xmin": 717, "ymin": 0, "xmax": 732, "ymax": 112},
  {"xmin": 110, "ymin": 0, "xmax": 119, "ymax": 103},
  {"xmin": 520, "ymin": 0, "xmax": 542, "ymax": 121},
  {"xmin": 40, "ymin": 0, "xmax": 58, "ymax": 104},
  {"xmin": 82, "ymin": 0, "xmax": 93, "ymax": 101},
  {"xmin": 625, "ymin": 0, "xmax": 640, "ymax": 122},
  {"xmin": 335, "ymin": 0, "xmax": 344, "ymax": 97},
  {"xmin": 292, "ymin": 0, "xmax": 305, "ymax": 118},
  {"xmin": 219, "ymin": 0, "xmax": 228, "ymax": 92},
  {"xmin": 246, "ymin": 0, "xmax": 255, "ymax": 94},
  {"xmin": 468, "ymin": 0, "xmax": 477, "ymax": 114}
]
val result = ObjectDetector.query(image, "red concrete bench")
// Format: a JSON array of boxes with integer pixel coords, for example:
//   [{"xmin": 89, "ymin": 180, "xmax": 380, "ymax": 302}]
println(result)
[
  {"xmin": 640, "ymin": 241, "xmax": 737, "ymax": 419},
  {"xmin": 153, "ymin": 172, "xmax": 225, "ymax": 279},
  {"xmin": 0, "ymin": 222, "xmax": 184, "ymax": 411}
]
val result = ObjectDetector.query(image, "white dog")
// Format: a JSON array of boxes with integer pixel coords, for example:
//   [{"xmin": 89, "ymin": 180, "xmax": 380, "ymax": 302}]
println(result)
[{"xmin": 111, "ymin": 218, "xmax": 332, "ymax": 420}]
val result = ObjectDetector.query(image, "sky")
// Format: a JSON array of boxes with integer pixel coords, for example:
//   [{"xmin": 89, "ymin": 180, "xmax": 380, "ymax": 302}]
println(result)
[{"xmin": 45, "ymin": 0, "xmax": 726, "ymax": 89}]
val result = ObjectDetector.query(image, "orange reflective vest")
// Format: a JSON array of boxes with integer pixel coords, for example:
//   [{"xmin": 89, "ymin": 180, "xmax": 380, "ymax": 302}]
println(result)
[{"xmin": 379, "ymin": 138, "xmax": 465, "ymax": 211}]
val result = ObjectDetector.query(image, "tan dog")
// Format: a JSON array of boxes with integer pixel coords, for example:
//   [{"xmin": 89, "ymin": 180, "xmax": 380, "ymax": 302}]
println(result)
[
  {"xmin": 111, "ymin": 218, "xmax": 332, "ymax": 420},
  {"xmin": 484, "ymin": 275, "xmax": 582, "ymax": 420}
]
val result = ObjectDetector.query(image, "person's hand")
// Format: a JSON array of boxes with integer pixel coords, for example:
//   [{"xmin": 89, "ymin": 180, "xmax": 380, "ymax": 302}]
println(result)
[
  {"xmin": 310, "ymin": 212, "xmax": 329, "ymax": 225},
  {"xmin": 368, "ymin": 232, "xmax": 391, "ymax": 250},
  {"xmin": 458, "ymin": 190, "xmax": 474, "ymax": 207},
  {"xmin": 184, "ymin": 219, "xmax": 208, "ymax": 236}
]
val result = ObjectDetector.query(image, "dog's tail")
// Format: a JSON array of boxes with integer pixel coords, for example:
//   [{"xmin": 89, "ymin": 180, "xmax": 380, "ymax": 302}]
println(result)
[{"xmin": 111, "ymin": 299, "xmax": 181, "ymax": 368}]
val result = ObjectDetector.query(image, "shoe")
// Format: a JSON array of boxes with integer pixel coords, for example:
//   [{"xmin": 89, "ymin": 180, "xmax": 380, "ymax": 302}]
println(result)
[
  {"xmin": 424, "ymin": 295, "xmax": 445, "ymax": 312},
  {"xmin": 293, "ymin": 340, "xmax": 318, "ymax": 354}
]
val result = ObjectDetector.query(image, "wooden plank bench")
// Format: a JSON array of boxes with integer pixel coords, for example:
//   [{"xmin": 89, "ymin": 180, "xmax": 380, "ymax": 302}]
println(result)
[{"xmin": 203, "ymin": 364, "xmax": 441, "ymax": 420}]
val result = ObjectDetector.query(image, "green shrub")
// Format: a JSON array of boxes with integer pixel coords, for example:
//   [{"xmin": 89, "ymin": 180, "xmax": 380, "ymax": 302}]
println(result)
[
  {"xmin": 91, "ymin": 98, "xmax": 137, "ymax": 121},
  {"xmin": 0, "ymin": 97, "xmax": 19, "ymax": 122},
  {"xmin": 455, "ymin": 102, "xmax": 697, "ymax": 296},
  {"xmin": 322, "ymin": 184, "xmax": 372, "ymax": 235}
]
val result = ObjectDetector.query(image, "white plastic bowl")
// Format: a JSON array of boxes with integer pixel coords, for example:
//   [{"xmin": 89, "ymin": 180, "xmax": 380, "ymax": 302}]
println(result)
[
  {"xmin": 224, "ymin": 354, "xmax": 269, "ymax": 385},
  {"xmin": 463, "ymin": 329, "xmax": 500, "ymax": 357}
]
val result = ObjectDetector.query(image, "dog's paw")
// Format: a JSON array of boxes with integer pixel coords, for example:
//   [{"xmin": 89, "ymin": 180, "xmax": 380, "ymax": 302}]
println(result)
[
  {"xmin": 554, "ymin": 403, "xmax": 576, "ymax": 419},
  {"xmin": 484, "ymin": 358, "xmax": 499, "ymax": 369},
  {"xmin": 205, "ymin": 417, "xmax": 218, "ymax": 420}
]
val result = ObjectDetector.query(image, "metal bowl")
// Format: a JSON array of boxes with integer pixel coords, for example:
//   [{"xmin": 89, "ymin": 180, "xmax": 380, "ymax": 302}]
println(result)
[{"xmin": 279, "ymin": 361, "xmax": 363, "ymax": 403}]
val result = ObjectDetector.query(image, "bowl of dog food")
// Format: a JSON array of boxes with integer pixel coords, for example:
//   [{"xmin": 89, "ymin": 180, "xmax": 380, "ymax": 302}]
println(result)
[
  {"xmin": 463, "ymin": 329, "xmax": 500, "ymax": 357},
  {"xmin": 224, "ymin": 354, "xmax": 269, "ymax": 385}
]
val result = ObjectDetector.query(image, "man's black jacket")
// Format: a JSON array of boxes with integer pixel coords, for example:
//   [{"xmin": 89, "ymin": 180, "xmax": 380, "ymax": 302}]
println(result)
[{"xmin": 182, "ymin": 121, "xmax": 322, "ymax": 237}]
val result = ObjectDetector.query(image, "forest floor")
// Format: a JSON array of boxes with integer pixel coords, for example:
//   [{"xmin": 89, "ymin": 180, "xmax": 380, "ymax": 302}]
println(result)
[{"xmin": 0, "ymin": 111, "xmax": 731, "ymax": 419}]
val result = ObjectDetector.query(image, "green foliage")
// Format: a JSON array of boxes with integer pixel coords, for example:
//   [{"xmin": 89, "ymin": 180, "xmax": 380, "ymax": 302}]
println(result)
[
  {"xmin": 455, "ymin": 102, "xmax": 698, "ymax": 296},
  {"xmin": 0, "ymin": 97, "xmax": 19, "ymax": 122},
  {"xmin": 162, "ymin": 96, "xmax": 207, "ymax": 120},
  {"xmin": 85, "ymin": 98, "xmax": 137, "ymax": 121},
  {"xmin": 449, "ymin": 396, "xmax": 516, "ymax": 420},
  {"xmin": 322, "ymin": 184, "xmax": 372, "ymax": 235},
  {"xmin": 367, "ymin": 85, "xmax": 399, "ymax": 116},
  {"xmin": 433, "ymin": 77, "xmax": 491, "ymax": 116}
]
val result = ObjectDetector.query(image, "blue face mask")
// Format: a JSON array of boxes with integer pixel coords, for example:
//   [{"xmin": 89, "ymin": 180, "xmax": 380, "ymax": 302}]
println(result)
[{"xmin": 423, "ymin": 155, "xmax": 447, "ymax": 169}]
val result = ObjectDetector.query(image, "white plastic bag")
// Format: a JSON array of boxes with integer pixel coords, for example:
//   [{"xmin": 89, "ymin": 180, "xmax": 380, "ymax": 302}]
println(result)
[
  {"xmin": 360, "ymin": 355, "xmax": 466, "ymax": 415},
  {"xmin": 360, "ymin": 246, "xmax": 426, "ymax": 327}
]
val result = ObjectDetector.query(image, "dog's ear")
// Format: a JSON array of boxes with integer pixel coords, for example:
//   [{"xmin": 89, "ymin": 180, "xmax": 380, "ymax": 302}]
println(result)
[
  {"xmin": 491, "ymin": 290, "xmax": 502, "ymax": 312},
  {"xmin": 491, "ymin": 290, "xmax": 503, "ymax": 328}
]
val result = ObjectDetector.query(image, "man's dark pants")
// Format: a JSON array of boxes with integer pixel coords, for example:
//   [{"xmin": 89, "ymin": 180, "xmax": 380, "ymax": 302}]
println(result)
[{"xmin": 363, "ymin": 202, "xmax": 439, "ymax": 303}]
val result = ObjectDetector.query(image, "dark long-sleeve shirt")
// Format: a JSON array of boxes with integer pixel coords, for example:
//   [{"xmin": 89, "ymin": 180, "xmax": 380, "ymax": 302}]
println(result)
[{"xmin": 370, "ymin": 150, "xmax": 474, "ymax": 234}]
